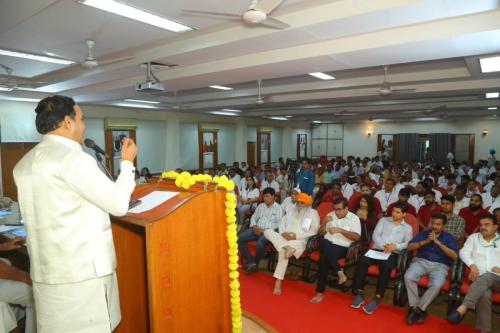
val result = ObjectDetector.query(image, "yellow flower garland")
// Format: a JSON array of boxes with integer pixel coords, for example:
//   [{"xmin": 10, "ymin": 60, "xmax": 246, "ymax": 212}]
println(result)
[{"xmin": 161, "ymin": 171, "xmax": 242, "ymax": 332}]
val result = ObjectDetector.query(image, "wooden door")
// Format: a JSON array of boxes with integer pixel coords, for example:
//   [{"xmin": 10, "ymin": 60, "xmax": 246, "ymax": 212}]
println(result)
[
  {"xmin": 247, "ymin": 142, "xmax": 256, "ymax": 167},
  {"xmin": 105, "ymin": 129, "xmax": 137, "ymax": 178},
  {"xmin": 1, "ymin": 142, "xmax": 38, "ymax": 200}
]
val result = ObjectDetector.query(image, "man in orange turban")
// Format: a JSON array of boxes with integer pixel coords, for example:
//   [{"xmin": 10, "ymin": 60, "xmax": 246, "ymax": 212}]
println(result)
[{"xmin": 264, "ymin": 193, "xmax": 319, "ymax": 295}]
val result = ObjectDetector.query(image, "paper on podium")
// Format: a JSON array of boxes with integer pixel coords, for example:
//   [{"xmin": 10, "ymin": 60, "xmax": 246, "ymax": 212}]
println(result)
[
  {"xmin": 365, "ymin": 249, "xmax": 391, "ymax": 260},
  {"xmin": 128, "ymin": 191, "xmax": 179, "ymax": 214}
]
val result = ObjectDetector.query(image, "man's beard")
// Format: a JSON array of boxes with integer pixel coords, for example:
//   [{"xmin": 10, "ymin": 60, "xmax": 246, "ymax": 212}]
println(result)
[
  {"xmin": 470, "ymin": 204, "xmax": 481, "ymax": 212},
  {"xmin": 425, "ymin": 200, "xmax": 434, "ymax": 206}
]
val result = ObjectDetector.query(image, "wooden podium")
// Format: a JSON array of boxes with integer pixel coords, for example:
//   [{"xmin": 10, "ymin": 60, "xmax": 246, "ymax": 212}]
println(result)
[{"xmin": 111, "ymin": 181, "xmax": 232, "ymax": 333}]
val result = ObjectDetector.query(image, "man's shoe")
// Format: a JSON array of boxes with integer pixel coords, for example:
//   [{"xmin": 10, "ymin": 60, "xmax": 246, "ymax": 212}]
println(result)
[
  {"xmin": 447, "ymin": 310, "xmax": 464, "ymax": 324},
  {"xmin": 363, "ymin": 299, "xmax": 380, "ymax": 315},
  {"xmin": 416, "ymin": 310, "xmax": 428, "ymax": 324},
  {"xmin": 406, "ymin": 308, "xmax": 417, "ymax": 325},
  {"xmin": 244, "ymin": 263, "xmax": 257, "ymax": 274},
  {"xmin": 351, "ymin": 294, "xmax": 365, "ymax": 309}
]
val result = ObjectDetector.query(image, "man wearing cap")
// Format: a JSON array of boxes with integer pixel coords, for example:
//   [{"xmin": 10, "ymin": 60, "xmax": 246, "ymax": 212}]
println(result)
[
  {"xmin": 311, "ymin": 197, "xmax": 361, "ymax": 304},
  {"xmin": 264, "ymin": 193, "xmax": 319, "ymax": 295},
  {"xmin": 237, "ymin": 187, "xmax": 282, "ymax": 274},
  {"xmin": 281, "ymin": 187, "xmax": 300, "ymax": 216}
]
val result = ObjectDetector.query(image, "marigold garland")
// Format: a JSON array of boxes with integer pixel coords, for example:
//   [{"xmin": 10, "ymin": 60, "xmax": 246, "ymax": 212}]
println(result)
[{"xmin": 161, "ymin": 171, "xmax": 242, "ymax": 332}]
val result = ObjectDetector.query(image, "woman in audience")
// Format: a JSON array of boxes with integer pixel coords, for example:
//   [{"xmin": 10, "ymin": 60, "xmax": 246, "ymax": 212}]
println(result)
[
  {"xmin": 140, "ymin": 167, "xmax": 152, "ymax": 180},
  {"xmin": 237, "ymin": 176, "xmax": 260, "ymax": 225},
  {"xmin": 354, "ymin": 194, "xmax": 378, "ymax": 241}
]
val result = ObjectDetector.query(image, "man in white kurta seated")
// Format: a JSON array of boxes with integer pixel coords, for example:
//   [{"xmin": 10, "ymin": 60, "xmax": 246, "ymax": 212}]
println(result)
[
  {"xmin": 264, "ymin": 193, "xmax": 319, "ymax": 296},
  {"xmin": 13, "ymin": 96, "xmax": 137, "ymax": 333},
  {"xmin": 281, "ymin": 187, "xmax": 300, "ymax": 216},
  {"xmin": 260, "ymin": 172, "xmax": 280, "ymax": 193},
  {"xmin": 0, "ymin": 238, "xmax": 35, "ymax": 333}
]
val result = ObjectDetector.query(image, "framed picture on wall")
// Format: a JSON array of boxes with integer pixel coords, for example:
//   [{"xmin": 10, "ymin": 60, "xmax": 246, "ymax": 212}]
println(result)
[
  {"xmin": 297, "ymin": 134, "xmax": 307, "ymax": 159},
  {"xmin": 257, "ymin": 131, "xmax": 271, "ymax": 165},
  {"xmin": 377, "ymin": 134, "xmax": 395, "ymax": 161},
  {"xmin": 105, "ymin": 128, "xmax": 136, "ymax": 178},
  {"xmin": 198, "ymin": 130, "xmax": 218, "ymax": 172}
]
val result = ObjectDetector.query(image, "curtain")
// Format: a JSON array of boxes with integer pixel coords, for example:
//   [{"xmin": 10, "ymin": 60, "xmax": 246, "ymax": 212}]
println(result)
[
  {"xmin": 395, "ymin": 133, "xmax": 419, "ymax": 163},
  {"xmin": 429, "ymin": 133, "xmax": 451, "ymax": 164}
]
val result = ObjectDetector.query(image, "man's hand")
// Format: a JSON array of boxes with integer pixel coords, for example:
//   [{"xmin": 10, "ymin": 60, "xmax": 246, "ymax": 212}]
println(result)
[
  {"xmin": 383, "ymin": 243, "xmax": 397, "ymax": 253},
  {"xmin": 0, "ymin": 237, "xmax": 25, "ymax": 252},
  {"xmin": 324, "ymin": 215, "xmax": 333, "ymax": 223},
  {"xmin": 252, "ymin": 227, "xmax": 263, "ymax": 236},
  {"xmin": 469, "ymin": 264, "xmax": 480, "ymax": 282},
  {"xmin": 121, "ymin": 137, "xmax": 138, "ymax": 163},
  {"xmin": 329, "ymin": 227, "xmax": 342, "ymax": 234}
]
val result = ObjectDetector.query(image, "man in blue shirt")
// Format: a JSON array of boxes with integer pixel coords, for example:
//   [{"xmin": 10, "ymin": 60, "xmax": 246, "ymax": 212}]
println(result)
[
  {"xmin": 404, "ymin": 213, "xmax": 459, "ymax": 325},
  {"xmin": 296, "ymin": 158, "xmax": 315, "ymax": 195}
]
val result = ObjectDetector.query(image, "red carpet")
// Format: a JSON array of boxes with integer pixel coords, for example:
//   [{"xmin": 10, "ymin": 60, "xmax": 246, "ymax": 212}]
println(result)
[{"xmin": 240, "ymin": 271, "xmax": 476, "ymax": 333}]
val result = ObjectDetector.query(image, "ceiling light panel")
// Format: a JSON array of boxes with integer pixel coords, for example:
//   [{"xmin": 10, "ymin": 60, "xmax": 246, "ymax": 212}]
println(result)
[
  {"xmin": 0, "ymin": 49, "xmax": 75, "ymax": 65},
  {"xmin": 480, "ymin": 55, "xmax": 500, "ymax": 73},
  {"xmin": 486, "ymin": 92, "xmax": 499, "ymax": 98},
  {"xmin": 309, "ymin": 72, "xmax": 335, "ymax": 80},
  {"xmin": 209, "ymin": 85, "xmax": 233, "ymax": 90}
]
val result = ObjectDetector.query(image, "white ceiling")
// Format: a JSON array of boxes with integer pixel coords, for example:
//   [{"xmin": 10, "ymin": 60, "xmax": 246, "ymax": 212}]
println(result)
[{"xmin": 1, "ymin": 0, "xmax": 500, "ymax": 121}]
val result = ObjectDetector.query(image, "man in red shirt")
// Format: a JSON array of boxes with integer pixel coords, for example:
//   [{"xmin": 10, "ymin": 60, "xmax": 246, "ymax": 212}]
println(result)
[
  {"xmin": 459, "ymin": 194, "xmax": 488, "ymax": 236},
  {"xmin": 417, "ymin": 190, "xmax": 442, "ymax": 230},
  {"xmin": 387, "ymin": 188, "xmax": 417, "ymax": 217}
]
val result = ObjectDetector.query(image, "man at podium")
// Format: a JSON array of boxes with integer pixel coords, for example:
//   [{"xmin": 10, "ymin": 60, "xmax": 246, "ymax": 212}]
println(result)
[{"xmin": 14, "ymin": 95, "xmax": 137, "ymax": 333}]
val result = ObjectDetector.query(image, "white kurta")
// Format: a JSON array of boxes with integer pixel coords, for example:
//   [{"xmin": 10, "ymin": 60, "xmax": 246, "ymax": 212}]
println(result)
[{"xmin": 14, "ymin": 134, "xmax": 136, "ymax": 332}]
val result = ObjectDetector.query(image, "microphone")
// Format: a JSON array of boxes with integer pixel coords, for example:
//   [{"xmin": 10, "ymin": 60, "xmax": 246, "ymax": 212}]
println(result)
[{"xmin": 84, "ymin": 138, "xmax": 108, "ymax": 157}]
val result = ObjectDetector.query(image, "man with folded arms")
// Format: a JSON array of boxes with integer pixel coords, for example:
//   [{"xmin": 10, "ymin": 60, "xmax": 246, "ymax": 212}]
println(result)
[
  {"xmin": 310, "ymin": 197, "xmax": 361, "ymax": 304},
  {"xmin": 351, "ymin": 203, "xmax": 413, "ymax": 314},
  {"xmin": 448, "ymin": 213, "xmax": 499, "ymax": 333},
  {"xmin": 238, "ymin": 187, "xmax": 282, "ymax": 274},
  {"xmin": 264, "ymin": 193, "xmax": 319, "ymax": 295},
  {"xmin": 404, "ymin": 213, "xmax": 458, "ymax": 325}
]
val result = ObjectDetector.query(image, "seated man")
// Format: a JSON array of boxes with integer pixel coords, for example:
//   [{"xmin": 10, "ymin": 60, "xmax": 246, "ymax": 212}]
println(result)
[
  {"xmin": 0, "ymin": 237, "xmax": 35, "ymax": 333},
  {"xmin": 237, "ymin": 187, "xmax": 282, "ymax": 274},
  {"xmin": 260, "ymin": 172, "xmax": 280, "ymax": 193},
  {"xmin": 374, "ymin": 178, "xmax": 399, "ymax": 213},
  {"xmin": 264, "ymin": 193, "xmax": 319, "ymax": 295},
  {"xmin": 310, "ymin": 197, "xmax": 361, "ymax": 304},
  {"xmin": 387, "ymin": 188, "xmax": 417, "ymax": 217},
  {"xmin": 404, "ymin": 213, "xmax": 459, "ymax": 325},
  {"xmin": 459, "ymin": 194, "xmax": 488, "ymax": 236},
  {"xmin": 351, "ymin": 203, "xmax": 413, "ymax": 314},
  {"xmin": 448, "ymin": 214, "xmax": 499, "ymax": 333},
  {"xmin": 440, "ymin": 195, "xmax": 466, "ymax": 242},
  {"xmin": 417, "ymin": 190, "xmax": 442, "ymax": 230},
  {"xmin": 280, "ymin": 187, "xmax": 300, "ymax": 216}
]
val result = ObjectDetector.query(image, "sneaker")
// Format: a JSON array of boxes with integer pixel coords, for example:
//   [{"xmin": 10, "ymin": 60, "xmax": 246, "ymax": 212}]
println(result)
[
  {"xmin": 363, "ymin": 299, "xmax": 380, "ymax": 314},
  {"xmin": 416, "ymin": 310, "xmax": 428, "ymax": 324},
  {"xmin": 406, "ymin": 308, "xmax": 417, "ymax": 325},
  {"xmin": 351, "ymin": 294, "xmax": 365, "ymax": 309}
]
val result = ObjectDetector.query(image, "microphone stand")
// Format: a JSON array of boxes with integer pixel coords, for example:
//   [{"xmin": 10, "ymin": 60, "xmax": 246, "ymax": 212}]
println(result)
[{"xmin": 95, "ymin": 152, "xmax": 114, "ymax": 181}]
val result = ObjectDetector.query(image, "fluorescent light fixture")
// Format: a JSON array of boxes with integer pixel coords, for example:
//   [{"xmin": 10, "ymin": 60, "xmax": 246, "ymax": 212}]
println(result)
[
  {"xmin": 79, "ymin": 0, "xmax": 192, "ymax": 32},
  {"xmin": 210, "ymin": 111, "xmax": 238, "ymax": 116},
  {"xmin": 269, "ymin": 117, "xmax": 288, "ymax": 121},
  {"xmin": 480, "ymin": 55, "xmax": 500, "ymax": 73},
  {"xmin": 222, "ymin": 108, "xmax": 242, "ymax": 112},
  {"xmin": 415, "ymin": 117, "xmax": 440, "ymax": 121},
  {"xmin": 486, "ymin": 92, "xmax": 499, "ymax": 98},
  {"xmin": 0, "ymin": 86, "xmax": 14, "ymax": 92},
  {"xmin": 124, "ymin": 99, "xmax": 160, "ymax": 104},
  {"xmin": 312, "ymin": 120, "xmax": 322, "ymax": 123},
  {"xmin": 0, "ymin": 96, "xmax": 40, "ymax": 102},
  {"xmin": 284, "ymin": 115, "xmax": 293, "ymax": 118},
  {"xmin": 488, "ymin": 107, "xmax": 498, "ymax": 110},
  {"xmin": 209, "ymin": 85, "xmax": 233, "ymax": 91},
  {"xmin": 115, "ymin": 102, "xmax": 158, "ymax": 109},
  {"xmin": 0, "ymin": 49, "xmax": 75, "ymax": 65},
  {"xmin": 309, "ymin": 72, "xmax": 335, "ymax": 80}
]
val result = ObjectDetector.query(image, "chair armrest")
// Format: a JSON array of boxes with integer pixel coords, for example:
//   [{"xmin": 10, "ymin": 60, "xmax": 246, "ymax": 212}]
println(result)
[
  {"xmin": 454, "ymin": 260, "xmax": 465, "ymax": 285},
  {"xmin": 396, "ymin": 249, "xmax": 409, "ymax": 275},
  {"xmin": 346, "ymin": 241, "xmax": 361, "ymax": 263}
]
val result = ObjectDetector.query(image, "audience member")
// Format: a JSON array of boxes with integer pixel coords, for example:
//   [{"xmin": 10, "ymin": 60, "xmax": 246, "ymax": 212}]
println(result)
[
  {"xmin": 387, "ymin": 188, "xmax": 417, "ymax": 217},
  {"xmin": 440, "ymin": 195, "xmax": 466, "ymax": 242},
  {"xmin": 297, "ymin": 158, "xmax": 315, "ymax": 195},
  {"xmin": 459, "ymin": 194, "xmax": 488, "ymax": 236},
  {"xmin": 417, "ymin": 190, "xmax": 442, "ymax": 230},
  {"xmin": 237, "ymin": 176, "xmax": 260, "ymax": 225}
]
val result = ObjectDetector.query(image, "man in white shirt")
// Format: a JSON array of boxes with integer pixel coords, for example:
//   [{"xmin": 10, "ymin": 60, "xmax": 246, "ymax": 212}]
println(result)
[
  {"xmin": 228, "ymin": 168, "xmax": 241, "ymax": 186},
  {"xmin": 264, "ymin": 193, "xmax": 319, "ymax": 295},
  {"xmin": 448, "ymin": 214, "xmax": 499, "ymax": 333},
  {"xmin": 481, "ymin": 184, "xmax": 499, "ymax": 210},
  {"xmin": 374, "ymin": 178, "xmax": 398, "ymax": 213},
  {"xmin": 409, "ymin": 182, "xmax": 427, "ymax": 211},
  {"xmin": 339, "ymin": 175, "xmax": 354, "ymax": 201},
  {"xmin": 281, "ymin": 187, "xmax": 300, "ymax": 216},
  {"xmin": 237, "ymin": 187, "xmax": 282, "ymax": 274},
  {"xmin": 454, "ymin": 186, "xmax": 470, "ymax": 215},
  {"xmin": 260, "ymin": 172, "xmax": 280, "ymax": 193},
  {"xmin": 14, "ymin": 96, "xmax": 137, "ymax": 332},
  {"xmin": 310, "ymin": 198, "xmax": 361, "ymax": 304},
  {"xmin": 0, "ymin": 238, "xmax": 35, "ymax": 333}
]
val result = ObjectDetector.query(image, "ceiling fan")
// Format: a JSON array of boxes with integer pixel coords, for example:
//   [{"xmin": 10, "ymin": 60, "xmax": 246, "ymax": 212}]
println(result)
[
  {"xmin": 378, "ymin": 65, "xmax": 416, "ymax": 96},
  {"xmin": 182, "ymin": 0, "xmax": 290, "ymax": 29},
  {"xmin": 81, "ymin": 39, "xmax": 133, "ymax": 69},
  {"xmin": 0, "ymin": 64, "xmax": 46, "ymax": 91},
  {"xmin": 256, "ymin": 79, "xmax": 270, "ymax": 105}
]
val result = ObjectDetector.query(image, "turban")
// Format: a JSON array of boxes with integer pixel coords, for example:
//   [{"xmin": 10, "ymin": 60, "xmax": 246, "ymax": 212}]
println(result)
[{"xmin": 296, "ymin": 193, "xmax": 313, "ymax": 206}]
